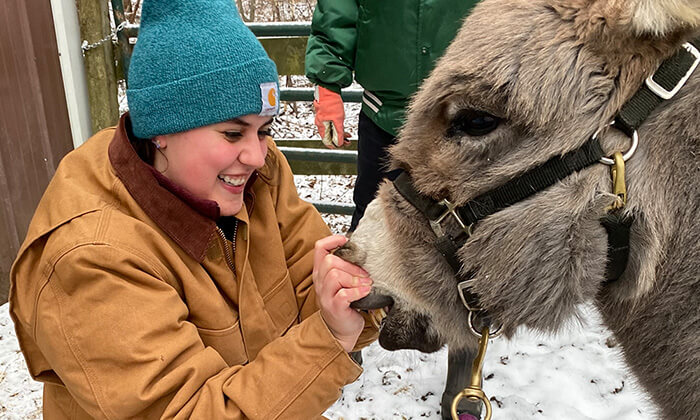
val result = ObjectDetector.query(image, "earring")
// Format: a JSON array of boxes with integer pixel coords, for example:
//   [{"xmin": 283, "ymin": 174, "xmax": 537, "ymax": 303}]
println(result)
[{"xmin": 152, "ymin": 140, "xmax": 161, "ymax": 149}]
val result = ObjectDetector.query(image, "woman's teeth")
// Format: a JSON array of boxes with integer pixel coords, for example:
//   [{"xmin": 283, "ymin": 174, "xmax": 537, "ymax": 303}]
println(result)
[{"xmin": 218, "ymin": 175, "xmax": 246, "ymax": 186}]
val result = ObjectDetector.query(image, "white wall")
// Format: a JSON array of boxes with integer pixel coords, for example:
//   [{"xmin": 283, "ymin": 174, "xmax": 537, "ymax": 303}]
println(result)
[{"xmin": 50, "ymin": 0, "xmax": 92, "ymax": 149}]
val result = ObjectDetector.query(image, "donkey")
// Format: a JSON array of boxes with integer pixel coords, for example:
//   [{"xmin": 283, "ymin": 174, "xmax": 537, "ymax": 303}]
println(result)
[{"xmin": 340, "ymin": 0, "xmax": 700, "ymax": 418}]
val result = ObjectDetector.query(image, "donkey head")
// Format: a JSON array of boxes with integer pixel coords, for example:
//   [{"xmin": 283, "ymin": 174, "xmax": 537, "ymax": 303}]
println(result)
[{"xmin": 343, "ymin": 0, "xmax": 700, "ymax": 352}]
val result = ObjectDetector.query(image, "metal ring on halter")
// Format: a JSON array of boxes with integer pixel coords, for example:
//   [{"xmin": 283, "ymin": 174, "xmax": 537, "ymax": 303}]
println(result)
[
  {"xmin": 468, "ymin": 311, "xmax": 503, "ymax": 339},
  {"xmin": 592, "ymin": 120, "xmax": 639, "ymax": 165}
]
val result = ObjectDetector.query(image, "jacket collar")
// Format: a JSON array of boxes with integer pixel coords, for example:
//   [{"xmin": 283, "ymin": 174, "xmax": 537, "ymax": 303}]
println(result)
[{"xmin": 108, "ymin": 113, "xmax": 219, "ymax": 262}]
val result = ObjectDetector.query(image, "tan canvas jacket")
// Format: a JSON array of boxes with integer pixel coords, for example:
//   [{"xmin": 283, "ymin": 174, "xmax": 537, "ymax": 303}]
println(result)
[{"xmin": 9, "ymin": 115, "xmax": 377, "ymax": 419}]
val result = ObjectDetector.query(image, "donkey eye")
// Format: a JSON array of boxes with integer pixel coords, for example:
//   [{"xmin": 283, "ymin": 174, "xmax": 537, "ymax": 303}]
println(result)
[{"xmin": 446, "ymin": 110, "xmax": 501, "ymax": 137}]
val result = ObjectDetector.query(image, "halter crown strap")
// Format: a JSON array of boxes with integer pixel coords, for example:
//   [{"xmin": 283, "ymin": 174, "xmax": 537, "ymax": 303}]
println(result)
[{"xmin": 616, "ymin": 38, "xmax": 700, "ymax": 137}]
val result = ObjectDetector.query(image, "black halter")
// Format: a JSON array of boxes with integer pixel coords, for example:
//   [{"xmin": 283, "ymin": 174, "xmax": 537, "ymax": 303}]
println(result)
[{"xmin": 392, "ymin": 38, "xmax": 699, "ymax": 329}]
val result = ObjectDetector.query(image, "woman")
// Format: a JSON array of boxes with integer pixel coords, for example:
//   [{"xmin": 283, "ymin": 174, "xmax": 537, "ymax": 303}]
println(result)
[{"xmin": 9, "ymin": 0, "xmax": 377, "ymax": 418}]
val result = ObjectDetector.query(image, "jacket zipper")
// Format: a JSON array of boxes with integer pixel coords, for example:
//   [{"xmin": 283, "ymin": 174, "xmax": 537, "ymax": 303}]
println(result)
[{"xmin": 215, "ymin": 220, "xmax": 237, "ymax": 273}]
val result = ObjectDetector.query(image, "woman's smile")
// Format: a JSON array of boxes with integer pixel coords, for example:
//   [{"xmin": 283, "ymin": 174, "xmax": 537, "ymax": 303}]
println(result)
[{"xmin": 218, "ymin": 174, "xmax": 249, "ymax": 194}]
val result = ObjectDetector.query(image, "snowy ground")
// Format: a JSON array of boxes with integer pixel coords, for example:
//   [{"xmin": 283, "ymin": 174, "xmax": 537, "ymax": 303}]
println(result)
[
  {"xmin": 0, "ymin": 175, "xmax": 657, "ymax": 419},
  {"xmin": 0, "ymin": 295, "xmax": 658, "ymax": 419},
  {"xmin": 324, "ymin": 307, "xmax": 657, "ymax": 420}
]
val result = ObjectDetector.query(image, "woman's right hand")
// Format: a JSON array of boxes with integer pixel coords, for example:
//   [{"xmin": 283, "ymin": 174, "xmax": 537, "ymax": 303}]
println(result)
[{"xmin": 312, "ymin": 235, "xmax": 373, "ymax": 352}]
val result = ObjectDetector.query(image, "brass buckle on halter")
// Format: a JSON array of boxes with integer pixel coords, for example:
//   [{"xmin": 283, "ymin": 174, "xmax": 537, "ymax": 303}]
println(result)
[{"xmin": 451, "ymin": 327, "xmax": 493, "ymax": 420}]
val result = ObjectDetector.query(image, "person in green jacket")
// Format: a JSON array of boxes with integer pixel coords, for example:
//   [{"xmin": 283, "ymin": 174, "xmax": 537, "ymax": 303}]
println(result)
[{"xmin": 305, "ymin": 0, "xmax": 481, "ymax": 418}]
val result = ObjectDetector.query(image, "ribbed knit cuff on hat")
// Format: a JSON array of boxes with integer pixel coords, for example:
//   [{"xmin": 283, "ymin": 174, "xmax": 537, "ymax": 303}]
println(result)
[{"xmin": 127, "ymin": 57, "xmax": 278, "ymax": 139}]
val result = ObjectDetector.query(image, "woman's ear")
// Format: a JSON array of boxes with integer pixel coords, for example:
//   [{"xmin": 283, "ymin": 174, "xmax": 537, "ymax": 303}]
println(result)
[
  {"xmin": 152, "ymin": 135, "xmax": 168, "ymax": 150},
  {"xmin": 629, "ymin": 0, "xmax": 700, "ymax": 36}
]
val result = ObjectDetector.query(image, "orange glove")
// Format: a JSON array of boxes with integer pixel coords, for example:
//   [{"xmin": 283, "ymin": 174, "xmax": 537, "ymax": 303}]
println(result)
[{"xmin": 313, "ymin": 86, "xmax": 351, "ymax": 148}]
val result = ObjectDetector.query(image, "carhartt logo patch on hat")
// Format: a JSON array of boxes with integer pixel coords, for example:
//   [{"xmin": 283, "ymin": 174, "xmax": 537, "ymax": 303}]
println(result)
[{"xmin": 260, "ymin": 82, "xmax": 279, "ymax": 116}]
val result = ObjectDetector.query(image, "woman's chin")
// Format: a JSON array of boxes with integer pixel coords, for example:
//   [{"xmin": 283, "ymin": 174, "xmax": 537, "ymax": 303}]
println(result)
[{"xmin": 218, "ymin": 199, "xmax": 244, "ymax": 217}]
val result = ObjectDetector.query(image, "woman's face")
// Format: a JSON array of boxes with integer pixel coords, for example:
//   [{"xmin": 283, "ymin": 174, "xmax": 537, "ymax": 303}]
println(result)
[{"xmin": 154, "ymin": 114, "xmax": 273, "ymax": 216}]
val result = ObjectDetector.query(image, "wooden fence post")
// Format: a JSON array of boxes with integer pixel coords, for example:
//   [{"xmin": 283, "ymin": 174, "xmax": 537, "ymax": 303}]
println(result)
[{"xmin": 76, "ymin": 0, "xmax": 120, "ymax": 133}]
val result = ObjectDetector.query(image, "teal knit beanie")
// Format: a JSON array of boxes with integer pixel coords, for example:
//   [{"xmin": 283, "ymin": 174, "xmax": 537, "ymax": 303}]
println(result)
[{"xmin": 126, "ymin": 0, "xmax": 279, "ymax": 138}]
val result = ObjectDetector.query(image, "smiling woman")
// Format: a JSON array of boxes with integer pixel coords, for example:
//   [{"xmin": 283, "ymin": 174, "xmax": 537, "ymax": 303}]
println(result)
[
  {"xmin": 150, "ymin": 116, "xmax": 274, "ymax": 216},
  {"xmin": 7, "ymin": 0, "xmax": 379, "ymax": 418}
]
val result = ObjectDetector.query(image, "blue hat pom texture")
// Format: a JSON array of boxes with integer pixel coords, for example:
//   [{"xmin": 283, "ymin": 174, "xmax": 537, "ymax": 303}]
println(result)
[{"xmin": 127, "ymin": 0, "xmax": 279, "ymax": 138}]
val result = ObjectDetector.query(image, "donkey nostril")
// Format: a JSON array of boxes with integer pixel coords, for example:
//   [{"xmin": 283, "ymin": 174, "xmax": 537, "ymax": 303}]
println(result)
[
  {"xmin": 333, "ymin": 240, "xmax": 368, "ymax": 267},
  {"xmin": 334, "ymin": 242, "xmax": 355, "ymax": 260}
]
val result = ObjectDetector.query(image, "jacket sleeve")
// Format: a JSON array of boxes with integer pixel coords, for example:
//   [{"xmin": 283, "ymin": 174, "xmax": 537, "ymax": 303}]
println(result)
[
  {"xmin": 268, "ymin": 142, "xmax": 379, "ymax": 349},
  {"xmin": 32, "ymin": 243, "xmax": 362, "ymax": 419},
  {"xmin": 304, "ymin": 0, "xmax": 358, "ymax": 92}
]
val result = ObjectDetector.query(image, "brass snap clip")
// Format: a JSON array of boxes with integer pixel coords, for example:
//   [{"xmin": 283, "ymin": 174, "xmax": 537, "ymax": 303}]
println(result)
[
  {"xmin": 451, "ymin": 327, "xmax": 493, "ymax": 420},
  {"xmin": 609, "ymin": 151, "xmax": 627, "ymax": 210}
]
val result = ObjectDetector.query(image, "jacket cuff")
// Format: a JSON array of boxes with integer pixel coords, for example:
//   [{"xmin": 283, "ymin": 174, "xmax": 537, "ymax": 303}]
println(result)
[
  {"xmin": 352, "ymin": 311, "xmax": 380, "ymax": 352},
  {"xmin": 310, "ymin": 311, "xmax": 365, "ymax": 374},
  {"xmin": 314, "ymin": 83, "xmax": 342, "ymax": 95}
]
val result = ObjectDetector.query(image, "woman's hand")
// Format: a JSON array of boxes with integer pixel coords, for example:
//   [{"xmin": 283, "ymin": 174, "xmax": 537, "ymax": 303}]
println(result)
[{"xmin": 313, "ymin": 235, "xmax": 372, "ymax": 352}]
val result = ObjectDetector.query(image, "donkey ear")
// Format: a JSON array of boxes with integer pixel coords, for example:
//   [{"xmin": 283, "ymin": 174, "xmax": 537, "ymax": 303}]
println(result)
[{"xmin": 629, "ymin": 0, "xmax": 700, "ymax": 36}]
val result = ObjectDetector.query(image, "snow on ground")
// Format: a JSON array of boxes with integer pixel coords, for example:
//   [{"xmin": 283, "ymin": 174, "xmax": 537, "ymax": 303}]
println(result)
[
  {"xmin": 0, "ymin": 305, "xmax": 43, "ymax": 419},
  {"xmin": 325, "ymin": 306, "xmax": 657, "ymax": 420}
]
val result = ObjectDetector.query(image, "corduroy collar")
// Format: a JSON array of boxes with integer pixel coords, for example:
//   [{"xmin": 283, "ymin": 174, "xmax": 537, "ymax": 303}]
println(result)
[{"xmin": 108, "ymin": 113, "xmax": 220, "ymax": 262}]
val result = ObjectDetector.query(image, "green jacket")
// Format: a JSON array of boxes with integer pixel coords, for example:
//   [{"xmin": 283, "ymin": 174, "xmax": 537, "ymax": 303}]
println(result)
[{"xmin": 305, "ymin": 0, "xmax": 479, "ymax": 136}]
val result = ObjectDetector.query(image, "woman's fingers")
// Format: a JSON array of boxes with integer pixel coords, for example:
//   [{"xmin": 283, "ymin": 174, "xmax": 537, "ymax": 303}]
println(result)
[
  {"xmin": 335, "ymin": 284, "xmax": 372, "ymax": 305},
  {"xmin": 313, "ymin": 235, "xmax": 348, "ymax": 270},
  {"xmin": 313, "ymin": 236, "xmax": 370, "ymax": 300},
  {"xmin": 317, "ymin": 278, "xmax": 372, "ymax": 316},
  {"xmin": 314, "ymin": 236, "xmax": 369, "ymax": 275},
  {"xmin": 316, "ymin": 264, "xmax": 372, "ymax": 302},
  {"xmin": 312, "ymin": 235, "xmax": 374, "ymax": 352}
]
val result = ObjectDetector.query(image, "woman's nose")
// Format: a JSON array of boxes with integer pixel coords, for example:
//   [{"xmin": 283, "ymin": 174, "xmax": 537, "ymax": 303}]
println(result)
[{"xmin": 239, "ymin": 134, "xmax": 267, "ymax": 168}]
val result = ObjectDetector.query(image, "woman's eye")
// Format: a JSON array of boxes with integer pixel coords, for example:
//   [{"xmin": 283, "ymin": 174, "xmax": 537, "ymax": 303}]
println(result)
[
  {"xmin": 446, "ymin": 110, "xmax": 501, "ymax": 137},
  {"xmin": 223, "ymin": 131, "xmax": 243, "ymax": 141},
  {"xmin": 222, "ymin": 127, "xmax": 272, "ymax": 142}
]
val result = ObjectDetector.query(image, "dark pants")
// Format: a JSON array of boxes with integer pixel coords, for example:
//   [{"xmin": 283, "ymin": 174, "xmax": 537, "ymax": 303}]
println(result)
[
  {"xmin": 350, "ymin": 112, "xmax": 481, "ymax": 418},
  {"xmin": 349, "ymin": 112, "xmax": 401, "ymax": 232}
]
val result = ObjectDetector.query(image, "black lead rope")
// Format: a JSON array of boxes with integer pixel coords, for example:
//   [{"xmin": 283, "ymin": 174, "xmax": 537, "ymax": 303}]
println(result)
[{"xmin": 393, "ymin": 37, "xmax": 699, "ymax": 316}]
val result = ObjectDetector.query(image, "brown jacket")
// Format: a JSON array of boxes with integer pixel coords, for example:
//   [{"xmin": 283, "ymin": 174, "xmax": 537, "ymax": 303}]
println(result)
[{"xmin": 9, "ymin": 115, "xmax": 377, "ymax": 419}]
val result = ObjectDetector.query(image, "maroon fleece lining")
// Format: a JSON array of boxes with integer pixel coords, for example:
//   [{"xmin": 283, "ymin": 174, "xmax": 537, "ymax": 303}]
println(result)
[{"xmin": 108, "ymin": 113, "xmax": 219, "ymax": 262}]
